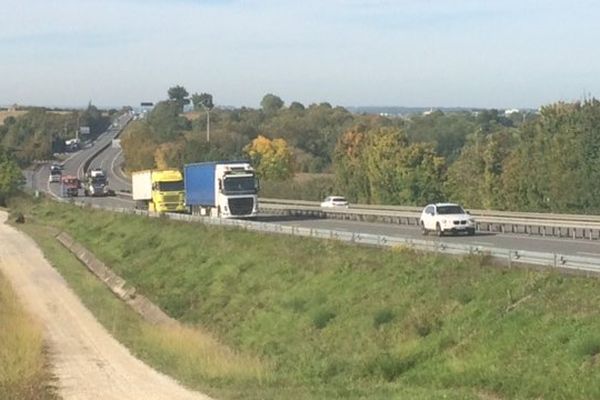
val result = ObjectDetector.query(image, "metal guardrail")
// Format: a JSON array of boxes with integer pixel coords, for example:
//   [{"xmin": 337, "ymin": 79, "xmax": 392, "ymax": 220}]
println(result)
[
  {"xmin": 108, "ymin": 192, "xmax": 600, "ymax": 240},
  {"xmin": 58, "ymin": 198, "xmax": 600, "ymax": 275},
  {"xmin": 259, "ymin": 197, "xmax": 600, "ymax": 223}
]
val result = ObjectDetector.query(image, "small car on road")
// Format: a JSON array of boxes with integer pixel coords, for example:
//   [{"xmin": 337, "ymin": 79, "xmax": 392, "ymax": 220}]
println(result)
[
  {"xmin": 420, "ymin": 203, "xmax": 475, "ymax": 236},
  {"xmin": 320, "ymin": 196, "xmax": 349, "ymax": 208}
]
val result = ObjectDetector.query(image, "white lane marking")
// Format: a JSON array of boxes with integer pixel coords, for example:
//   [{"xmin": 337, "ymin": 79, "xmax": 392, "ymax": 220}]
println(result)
[{"xmin": 110, "ymin": 149, "xmax": 130, "ymax": 186}]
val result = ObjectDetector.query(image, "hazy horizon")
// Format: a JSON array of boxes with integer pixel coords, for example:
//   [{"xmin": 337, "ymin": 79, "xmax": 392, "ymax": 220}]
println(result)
[{"xmin": 2, "ymin": 1, "xmax": 599, "ymax": 109}]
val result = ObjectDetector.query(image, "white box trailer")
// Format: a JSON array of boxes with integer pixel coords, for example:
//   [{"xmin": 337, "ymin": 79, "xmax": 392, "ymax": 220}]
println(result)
[{"xmin": 131, "ymin": 170, "xmax": 152, "ymax": 201}]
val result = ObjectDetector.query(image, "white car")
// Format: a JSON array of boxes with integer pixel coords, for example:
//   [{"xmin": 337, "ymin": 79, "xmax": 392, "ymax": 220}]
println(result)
[
  {"xmin": 420, "ymin": 203, "xmax": 475, "ymax": 236},
  {"xmin": 320, "ymin": 196, "xmax": 349, "ymax": 208}
]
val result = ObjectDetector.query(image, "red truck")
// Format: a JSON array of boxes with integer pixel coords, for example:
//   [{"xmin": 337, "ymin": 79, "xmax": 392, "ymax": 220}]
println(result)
[{"xmin": 61, "ymin": 176, "xmax": 81, "ymax": 197}]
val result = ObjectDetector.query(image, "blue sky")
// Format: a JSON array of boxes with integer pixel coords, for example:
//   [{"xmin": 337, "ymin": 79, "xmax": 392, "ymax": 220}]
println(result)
[{"xmin": 1, "ymin": 0, "xmax": 599, "ymax": 109}]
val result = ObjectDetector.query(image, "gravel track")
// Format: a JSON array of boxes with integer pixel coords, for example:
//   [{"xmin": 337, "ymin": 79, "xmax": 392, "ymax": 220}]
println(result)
[{"xmin": 0, "ymin": 211, "xmax": 213, "ymax": 400}]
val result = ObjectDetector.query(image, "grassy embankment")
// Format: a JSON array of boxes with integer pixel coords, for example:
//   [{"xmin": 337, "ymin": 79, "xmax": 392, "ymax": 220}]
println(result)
[
  {"xmin": 10, "ymin": 196, "xmax": 600, "ymax": 399},
  {"xmin": 0, "ymin": 263, "xmax": 56, "ymax": 399}
]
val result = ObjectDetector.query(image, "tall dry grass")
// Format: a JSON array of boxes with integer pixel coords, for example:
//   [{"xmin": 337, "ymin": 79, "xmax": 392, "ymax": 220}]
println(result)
[
  {"xmin": 139, "ymin": 323, "xmax": 269, "ymax": 383},
  {"xmin": 0, "ymin": 273, "xmax": 55, "ymax": 399}
]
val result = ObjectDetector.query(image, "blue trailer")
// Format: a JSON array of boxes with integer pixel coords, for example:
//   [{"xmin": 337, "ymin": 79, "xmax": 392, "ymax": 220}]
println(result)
[{"xmin": 184, "ymin": 161, "xmax": 259, "ymax": 218}]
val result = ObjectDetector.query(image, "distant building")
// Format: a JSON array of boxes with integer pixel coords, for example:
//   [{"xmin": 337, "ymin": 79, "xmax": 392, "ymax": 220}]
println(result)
[{"xmin": 504, "ymin": 108, "xmax": 520, "ymax": 115}]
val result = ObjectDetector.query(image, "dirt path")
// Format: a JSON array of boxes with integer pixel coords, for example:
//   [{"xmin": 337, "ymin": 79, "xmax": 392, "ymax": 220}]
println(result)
[{"xmin": 0, "ymin": 211, "xmax": 213, "ymax": 400}]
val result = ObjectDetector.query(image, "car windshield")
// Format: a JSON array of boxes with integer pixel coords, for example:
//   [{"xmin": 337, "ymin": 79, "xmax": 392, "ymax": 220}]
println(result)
[
  {"xmin": 437, "ymin": 205, "xmax": 465, "ymax": 215},
  {"xmin": 158, "ymin": 180, "xmax": 184, "ymax": 192}
]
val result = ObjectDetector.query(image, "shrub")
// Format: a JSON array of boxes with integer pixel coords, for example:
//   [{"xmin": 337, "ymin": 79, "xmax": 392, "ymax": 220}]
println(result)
[
  {"xmin": 373, "ymin": 308, "xmax": 394, "ymax": 328},
  {"xmin": 366, "ymin": 352, "xmax": 418, "ymax": 382},
  {"xmin": 578, "ymin": 337, "xmax": 600, "ymax": 358},
  {"xmin": 312, "ymin": 309, "xmax": 336, "ymax": 329}
]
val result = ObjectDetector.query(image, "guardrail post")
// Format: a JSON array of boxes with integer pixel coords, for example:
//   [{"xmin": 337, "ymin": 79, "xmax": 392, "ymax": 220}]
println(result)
[
  {"xmin": 508, "ymin": 250, "xmax": 512, "ymax": 268},
  {"xmin": 553, "ymin": 253, "xmax": 558, "ymax": 268}
]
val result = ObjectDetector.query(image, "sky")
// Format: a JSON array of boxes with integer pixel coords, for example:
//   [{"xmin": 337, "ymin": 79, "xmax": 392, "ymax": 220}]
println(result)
[{"xmin": 1, "ymin": 0, "xmax": 599, "ymax": 109}]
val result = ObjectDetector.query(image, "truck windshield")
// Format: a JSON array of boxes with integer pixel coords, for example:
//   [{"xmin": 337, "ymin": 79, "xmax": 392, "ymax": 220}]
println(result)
[
  {"xmin": 91, "ymin": 176, "xmax": 106, "ymax": 184},
  {"xmin": 223, "ymin": 175, "xmax": 257, "ymax": 194},
  {"xmin": 158, "ymin": 180, "xmax": 184, "ymax": 192}
]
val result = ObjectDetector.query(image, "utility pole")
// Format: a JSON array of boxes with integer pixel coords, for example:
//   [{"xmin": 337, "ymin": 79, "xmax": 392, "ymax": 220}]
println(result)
[
  {"xmin": 202, "ymin": 104, "xmax": 211, "ymax": 142},
  {"xmin": 76, "ymin": 113, "xmax": 81, "ymax": 141},
  {"xmin": 206, "ymin": 106, "xmax": 210, "ymax": 142}
]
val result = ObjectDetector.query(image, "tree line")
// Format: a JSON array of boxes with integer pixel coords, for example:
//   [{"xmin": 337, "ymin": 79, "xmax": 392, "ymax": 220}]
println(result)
[
  {"xmin": 0, "ymin": 104, "xmax": 113, "ymax": 204},
  {"xmin": 117, "ymin": 86, "xmax": 600, "ymax": 213},
  {"xmin": 0, "ymin": 104, "xmax": 111, "ymax": 165}
]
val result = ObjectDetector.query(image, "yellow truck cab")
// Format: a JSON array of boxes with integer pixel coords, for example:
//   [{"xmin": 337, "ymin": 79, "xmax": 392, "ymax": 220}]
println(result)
[{"xmin": 131, "ymin": 169, "xmax": 186, "ymax": 213}]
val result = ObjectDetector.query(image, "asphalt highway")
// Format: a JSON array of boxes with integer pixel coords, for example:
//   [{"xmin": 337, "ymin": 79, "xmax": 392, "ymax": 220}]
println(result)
[{"xmin": 33, "ymin": 117, "xmax": 600, "ymax": 262}]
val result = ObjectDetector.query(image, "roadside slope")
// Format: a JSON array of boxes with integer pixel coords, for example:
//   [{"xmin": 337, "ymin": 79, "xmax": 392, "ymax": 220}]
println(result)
[{"xmin": 0, "ymin": 211, "xmax": 212, "ymax": 400}]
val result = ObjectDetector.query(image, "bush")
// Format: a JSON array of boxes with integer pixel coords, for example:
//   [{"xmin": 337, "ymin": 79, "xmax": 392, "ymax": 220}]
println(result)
[
  {"xmin": 373, "ymin": 308, "xmax": 394, "ymax": 328},
  {"xmin": 366, "ymin": 352, "xmax": 418, "ymax": 382},
  {"xmin": 578, "ymin": 337, "xmax": 600, "ymax": 358},
  {"xmin": 312, "ymin": 309, "xmax": 336, "ymax": 329}
]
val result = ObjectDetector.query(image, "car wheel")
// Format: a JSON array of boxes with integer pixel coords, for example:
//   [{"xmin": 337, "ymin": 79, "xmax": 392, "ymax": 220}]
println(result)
[
  {"xmin": 436, "ymin": 223, "xmax": 443, "ymax": 237},
  {"xmin": 421, "ymin": 221, "xmax": 428, "ymax": 236}
]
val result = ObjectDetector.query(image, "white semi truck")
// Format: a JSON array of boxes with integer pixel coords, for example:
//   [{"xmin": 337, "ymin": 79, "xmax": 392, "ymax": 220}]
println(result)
[{"xmin": 184, "ymin": 161, "xmax": 259, "ymax": 218}]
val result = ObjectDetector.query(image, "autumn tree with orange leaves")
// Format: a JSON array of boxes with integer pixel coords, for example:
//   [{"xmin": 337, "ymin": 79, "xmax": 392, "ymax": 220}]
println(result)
[{"xmin": 244, "ymin": 135, "xmax": 294, "ymax": 181}]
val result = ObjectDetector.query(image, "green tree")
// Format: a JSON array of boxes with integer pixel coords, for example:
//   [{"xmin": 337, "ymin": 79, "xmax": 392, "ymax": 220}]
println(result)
[
  {"xmin": 260, "ymin": 94, "xmax": 284, "ymax": 114},
  {"xmin": 334, "ymin": 125, "xmax": 371, "ymax": 203},
  {"xmin": 191, "ymin": 93, "xmax": 214, "ymax": 110},
  {"xmin": 120, "ymin": 121, "xmax": 158, "ymax": 171},
  {"xmin": 363, "ymin": 127, "xmax": 445, "ymax": 205},
  {"xmin": 445, "ymin": 130, "xmax": 516, "ymax": 209},
  {"xmin": 147, "ymin": 101, "xmax": 190, "ymax": 141},
  {"xmin": 289, "ymin": 101, "xmax": 305, "ymax": 112},
  {"xmin": 167, "ymin": 85, "xmax": 190, "ymax": 112},
  {"xmin": 0, "ymin": 146, "xmax": 24, "ymax": 204}
]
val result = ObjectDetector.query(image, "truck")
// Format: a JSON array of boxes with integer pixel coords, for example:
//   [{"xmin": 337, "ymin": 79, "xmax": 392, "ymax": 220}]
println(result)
[
  {"xmin": 83, "ymin": 168, "xmax": 112, "ymax": 197},
  {"xmin": 131, "ymin": 169, "xmax": 186, "ymax": 213},
  {"xmin": 60, "ymin": 175, "xmax": 80, "ymax": 197},
  {"xmin": 48, "ymin": 165, "xmax": 62, "ymax": 183},
  {"xmin": 65, "ymin": 138, "xmax": 80, "ymax": 152},
  {"xmin": 184, "ymin": 161, "xmax": 259, "ymax": 218}
]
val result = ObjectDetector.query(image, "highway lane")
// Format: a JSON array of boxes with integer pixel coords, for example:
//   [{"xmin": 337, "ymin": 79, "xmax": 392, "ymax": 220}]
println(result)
[
  {"xmin": 45, "ymin": 120, "xmax": 600, "ymax": 264},
  {"xmin": 273, "ymin": 217, "xmax": 600, "ymax": 258},
  {"xmin": 40, "ymin": 114, "xmax": 132, "ymax": 206}
]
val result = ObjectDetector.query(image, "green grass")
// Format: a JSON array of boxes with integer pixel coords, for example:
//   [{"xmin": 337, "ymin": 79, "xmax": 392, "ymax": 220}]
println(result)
[
  {"xmin": 10, "ymin": 195, "xmax": 600, "ymax": 399},
  {"xmin": 0, "ymin": 269, "xmax": 56, "ymax": 400}
]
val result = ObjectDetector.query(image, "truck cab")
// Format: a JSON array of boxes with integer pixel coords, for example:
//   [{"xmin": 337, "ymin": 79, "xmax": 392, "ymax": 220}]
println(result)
[
  {"xmin": 132, "ymin": 169, "xmax": 186, "ymax": 213},
  {"xmin": 84, "ymin": 169, "xmax": 111, "ymax": 196},
  {"xmin": 61, "ymin": 176, "xmax": 80, "ymax": 197},
  {"xmin": 217, "ymin": 164, "xmax": 259, "ymax": 217},
  {"xmin": 150, "ymin": 170, "xmax": 186, "ymax": 213}
]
